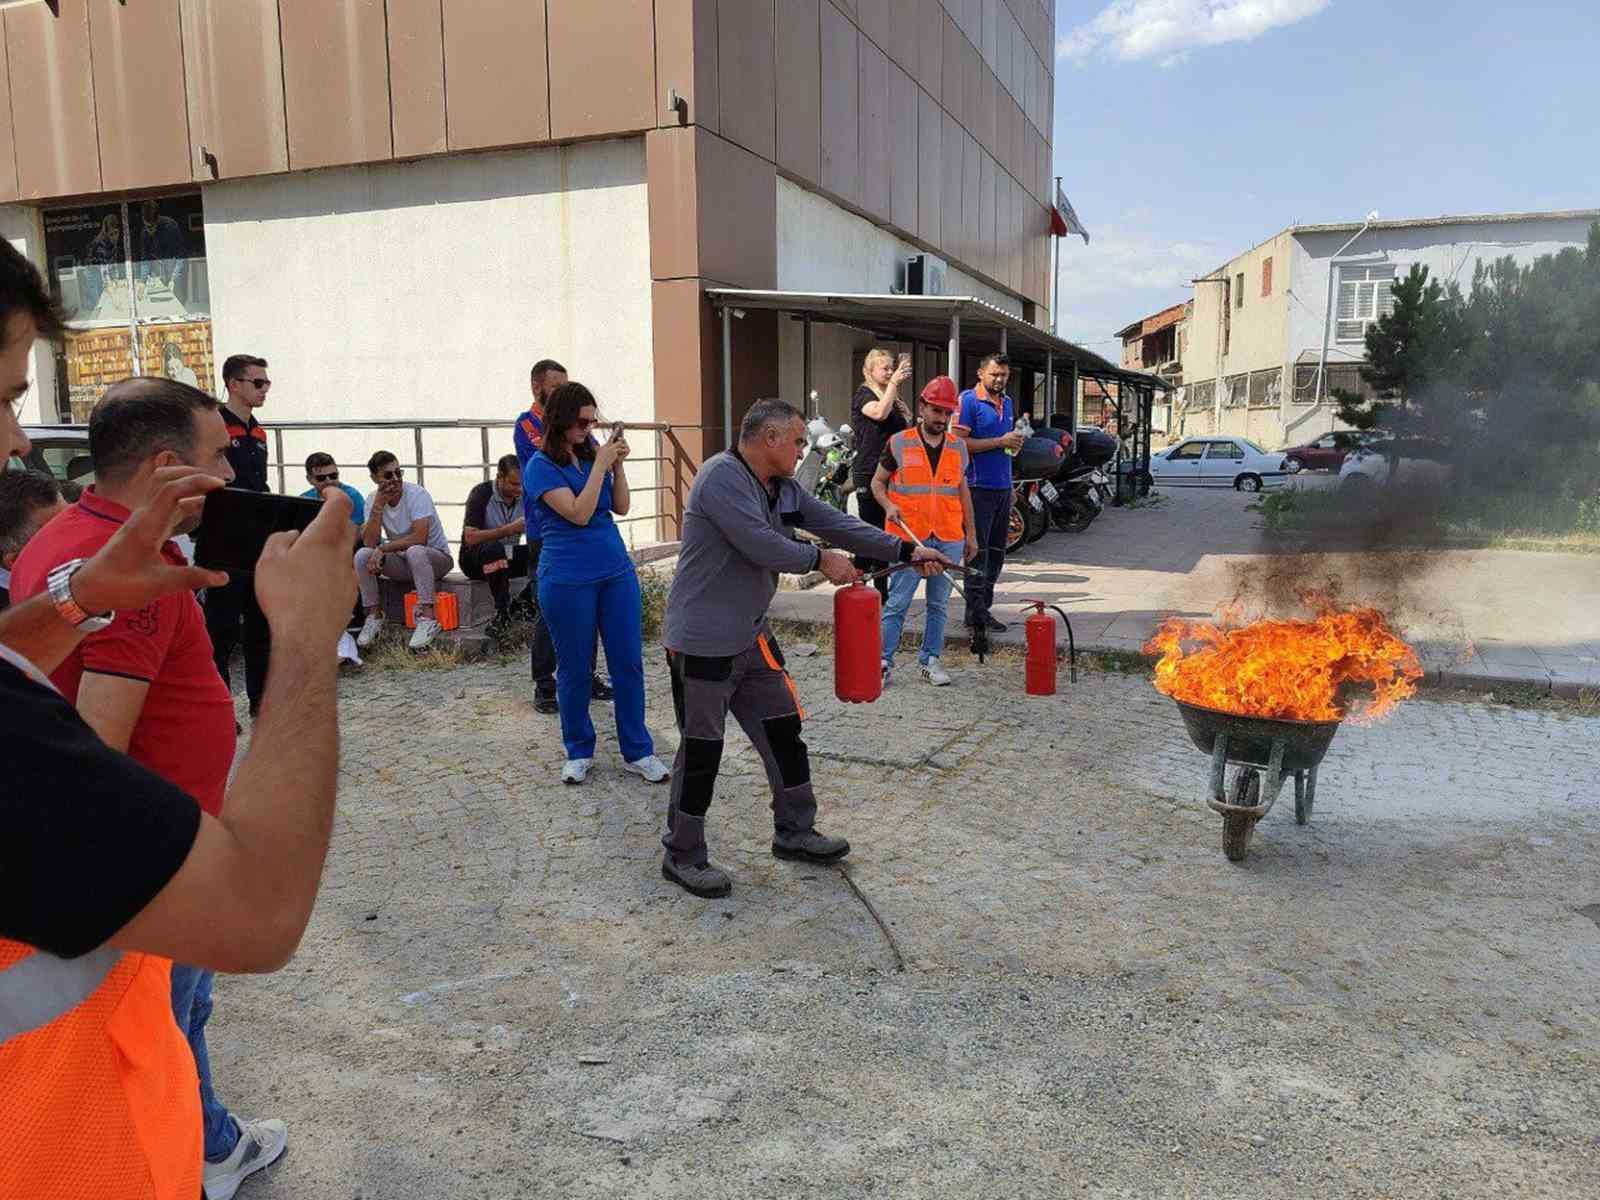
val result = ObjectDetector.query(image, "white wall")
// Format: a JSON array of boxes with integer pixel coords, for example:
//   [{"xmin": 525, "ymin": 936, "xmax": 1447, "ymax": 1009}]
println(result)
[
  {"xmin": 1286, "ymin": 215, "xmax": 1598, "ymax": 366},
  {"xmin": 202, "ymin": 139, "xmax": 659, "ymax": 544},
  {"xmin": 0, "ymin": 203, "xmax": 59, "ymax": 424},
  {"xmin": 775, "ymin": 177, "xmax": 1023, "ymax": 316}
]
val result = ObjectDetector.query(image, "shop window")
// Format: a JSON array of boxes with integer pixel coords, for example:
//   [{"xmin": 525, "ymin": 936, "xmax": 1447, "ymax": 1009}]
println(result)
[{"xmin": 43, "ymin": 195, "xmax": 212, "ymax": 423}]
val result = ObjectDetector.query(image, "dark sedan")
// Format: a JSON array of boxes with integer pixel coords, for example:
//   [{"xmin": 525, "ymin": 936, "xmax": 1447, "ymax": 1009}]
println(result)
[{"xmin": 1282, "ymin": 430, "xmax": 1381, "ymax": 472}]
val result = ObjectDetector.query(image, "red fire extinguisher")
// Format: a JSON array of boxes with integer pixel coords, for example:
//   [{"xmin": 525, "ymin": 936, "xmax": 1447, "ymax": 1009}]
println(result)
[
  {"xmin": 834, "ymin": 580, "xmax": 883, "ymax": 703},
  {"xmin": 1024, "ymin": 601, "xmax": 1077, "ymax": 696}
]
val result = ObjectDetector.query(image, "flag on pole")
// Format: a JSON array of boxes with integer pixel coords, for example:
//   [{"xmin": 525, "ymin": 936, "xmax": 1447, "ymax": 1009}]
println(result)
[{"xmin": 1050, "ymin": 181, "xmax": 1090, "ymax": 244}]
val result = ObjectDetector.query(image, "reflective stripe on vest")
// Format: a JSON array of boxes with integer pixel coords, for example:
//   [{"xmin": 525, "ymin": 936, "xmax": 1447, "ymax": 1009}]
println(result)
[
  {"xmin": 0, "ymin": 944, "xmax": 120, "ymax": 1041},
  {"xmin": 885, "ymin": 430, "xmax": 966, "ymax": 542}
]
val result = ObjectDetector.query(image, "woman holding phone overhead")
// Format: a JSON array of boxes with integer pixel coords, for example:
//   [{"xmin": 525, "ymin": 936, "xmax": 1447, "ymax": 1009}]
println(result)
[
  {"xmin": 525, "ymin": 383, "xmax": 668, "ymax": 786},
  {"xmin": 849, "ymin": 348, "xmax": 913, "ymax": 598}
]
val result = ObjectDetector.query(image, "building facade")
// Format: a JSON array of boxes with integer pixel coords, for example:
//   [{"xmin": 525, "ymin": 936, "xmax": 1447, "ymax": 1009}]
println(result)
[
  {"xmin": 0, "ymin": 0, "xmax": 1059, "ymax": 489},
  {"xmin": 1173, "ymin": 210, "xmax": 1600, "ymax": 448}
]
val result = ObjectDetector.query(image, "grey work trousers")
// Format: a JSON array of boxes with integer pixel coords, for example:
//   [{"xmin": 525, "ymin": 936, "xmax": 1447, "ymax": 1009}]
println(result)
[{"xmin": 663, "ymin": 627, "xmax": 816, "ymax": 866}]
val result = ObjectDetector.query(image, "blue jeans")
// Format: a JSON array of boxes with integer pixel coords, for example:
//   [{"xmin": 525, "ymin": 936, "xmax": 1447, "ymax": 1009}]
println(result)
[
  {"xmin": 880, "ymin": 536, "xmax": 963, "ymax": 666},
  {"xmin": 538, "ymin": 569, "xmax": 653, "ymax": 762},
  {"xmin": 170, "ymin": 963, "xmax": 241, "ymax": 1162}
]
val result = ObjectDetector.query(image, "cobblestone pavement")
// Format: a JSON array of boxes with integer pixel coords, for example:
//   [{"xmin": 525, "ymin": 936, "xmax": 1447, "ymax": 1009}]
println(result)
[
  {"xmin": 216, "ymin": 647, "xmax": 1600, "ymax": 1199},
  {"xmin": 769, "ymin": 483, "xmax": 1600, "ymax": 694}
]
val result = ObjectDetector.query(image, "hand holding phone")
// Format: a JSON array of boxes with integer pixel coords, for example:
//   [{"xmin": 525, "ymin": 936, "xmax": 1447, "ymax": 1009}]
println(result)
[{"xmin": 193, "ymin": 488, "xmax": 325, "ymax": 575}]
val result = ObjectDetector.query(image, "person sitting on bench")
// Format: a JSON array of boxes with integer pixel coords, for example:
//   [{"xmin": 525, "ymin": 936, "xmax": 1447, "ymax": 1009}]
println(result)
[{"xmin": 460, "ymin": 455, "xmax": 527, "ymax": 630}]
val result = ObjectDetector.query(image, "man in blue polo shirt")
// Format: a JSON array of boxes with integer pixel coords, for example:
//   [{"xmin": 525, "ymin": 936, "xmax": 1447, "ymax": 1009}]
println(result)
[{"xmin": 953, "ymin": 353, "xmax": 1024, "ymax": 637}]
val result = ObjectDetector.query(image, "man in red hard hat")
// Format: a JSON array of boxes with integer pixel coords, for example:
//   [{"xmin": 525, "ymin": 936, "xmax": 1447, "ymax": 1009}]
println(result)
[{"xmin": 870, "ymin": 376, "xmax": 978, "ymax": 687}]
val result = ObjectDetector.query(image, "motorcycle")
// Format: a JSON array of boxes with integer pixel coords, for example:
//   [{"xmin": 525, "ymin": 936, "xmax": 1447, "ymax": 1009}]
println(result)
[{"xmin": 798, "ymin": 414, "xmax": 856, "ymax": 511}]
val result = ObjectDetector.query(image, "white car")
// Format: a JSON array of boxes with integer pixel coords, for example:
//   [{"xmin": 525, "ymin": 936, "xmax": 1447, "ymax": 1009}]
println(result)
[
  {"xmin": 1338, "ymin": 438, "xmax": 1454, "ymax": 490},
  {"xmin": 1148, "ymin": 437, "xmax": 1292, "ymax": 492}
]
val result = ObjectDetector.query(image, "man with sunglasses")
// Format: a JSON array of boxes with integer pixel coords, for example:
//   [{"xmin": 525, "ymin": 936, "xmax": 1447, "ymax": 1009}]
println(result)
[
  {"xmin": 202, "ymin": 354, "xmax": 272, "ymax": 718},
  {"xmin": 300, "ymin": 452, "xmax": 365, "ymax": 526},
  {"xmin": 354, "ymin": 451, "xmax": 454, "ymax": 651}
]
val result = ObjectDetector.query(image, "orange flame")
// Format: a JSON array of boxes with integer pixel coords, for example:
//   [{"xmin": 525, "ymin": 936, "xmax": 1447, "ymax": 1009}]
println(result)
[{"xmin": 1143, "ymin": 602, "xmax": 1423, "ymax": 723}]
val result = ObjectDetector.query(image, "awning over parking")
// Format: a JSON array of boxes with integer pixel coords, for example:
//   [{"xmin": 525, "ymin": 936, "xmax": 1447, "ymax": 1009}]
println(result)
[{"xmin": 703, "ymin": 288, "xmax": 1174, "ymax": 392}]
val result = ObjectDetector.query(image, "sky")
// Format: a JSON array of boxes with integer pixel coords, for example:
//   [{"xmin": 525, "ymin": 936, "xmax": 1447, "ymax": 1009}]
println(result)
[{"xmin": 1048, "ymin": 0, "xmax": 1600, "ymax": 351}]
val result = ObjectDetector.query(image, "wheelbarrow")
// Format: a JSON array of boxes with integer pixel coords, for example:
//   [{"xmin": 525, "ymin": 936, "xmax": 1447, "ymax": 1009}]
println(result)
[{"xmin": 1173, "ymin": 700, "xmax": 1342, "ymax": 863}]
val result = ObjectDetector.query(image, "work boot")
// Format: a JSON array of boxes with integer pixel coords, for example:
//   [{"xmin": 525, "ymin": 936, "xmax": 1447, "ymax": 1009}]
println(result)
[
  {"xmin": 771, "ymin": 827, "xmax": 851, "ymax": 864},
  {"xmin": 534, "ymin": 690, "xmax": 559, "ymax": 714},
  {"xmin": 662, "ymin": 854, "xmax": 732, "ymax": 899},
  {"xmin": 591, "ymin": 676, "xmax": 614, "ymax": 701}
]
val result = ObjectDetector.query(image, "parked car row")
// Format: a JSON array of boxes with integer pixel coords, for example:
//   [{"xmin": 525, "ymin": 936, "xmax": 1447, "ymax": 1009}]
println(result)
[{"xmin": 1148, "ymin": 437, "xmax": 1293, "ymax": 493}]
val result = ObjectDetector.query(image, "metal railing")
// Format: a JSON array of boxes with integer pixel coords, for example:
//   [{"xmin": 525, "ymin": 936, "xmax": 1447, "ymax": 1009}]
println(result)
[{"xmin": 264, "ymin": 418, "xmax": 702, "ymax": 552}]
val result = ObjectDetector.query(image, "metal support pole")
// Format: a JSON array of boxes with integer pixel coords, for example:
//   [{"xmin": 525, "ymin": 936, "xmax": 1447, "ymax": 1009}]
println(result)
[
  {"xmin": 413, "ymin": 426, "xmax": 426, "ymax": 488},
  {"xmin": 1051, "ymin": 175, "xmax": 1062, "ymax": 337},
  {"xmin": 721, "ymin": 306, "xmax": 733, "ymax": 452},
  {"xmin": 947, "ymin": 313, "xmax": 960, "ymax": 385},
  {"xmin": 999, "ymin": 327, "xmax": 1008, "ymax": 356},
  {"xmin": 1044, "ymin": 351, "xmax": 1054, "ymax": 423},
  {"xmin": 1067, "ymin": 359, "xmax": 1080, "ymax": 433},
  {"xmin": 802, "ymin": 312, "xmax": 813, "ymax": 417},
  {"xmin": 480, "ymin": 426, "xmax": 491, "ymax": 481}
]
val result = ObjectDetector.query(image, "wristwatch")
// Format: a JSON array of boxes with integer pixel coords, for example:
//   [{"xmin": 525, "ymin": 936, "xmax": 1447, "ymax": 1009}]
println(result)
[{"xmin": 46, "ymin": 557, "xmax": 115, "ymax": 633}]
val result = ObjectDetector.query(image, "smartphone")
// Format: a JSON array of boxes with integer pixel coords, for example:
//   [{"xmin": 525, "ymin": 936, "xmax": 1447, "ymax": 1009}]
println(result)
[
  {"xmin": 610, "ymin": 421, "xmax": 626, "ymax": 442},
  {"xmin": 192, "ymin": 488, "xmax": 323, "ymax": 575},
  {"xmin": 897, "ymin": 352, "xmax": 911, "ymax": 369}
]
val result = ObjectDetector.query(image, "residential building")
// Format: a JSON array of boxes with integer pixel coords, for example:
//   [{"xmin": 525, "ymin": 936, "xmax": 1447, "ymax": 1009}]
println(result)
[
  {"xmin": 0, "ymin": 0, "xmax": 1060, "ymax": 533},
  {"xmin": 1116, "ymin": 301, "xmax": 1186, "ymax": 383},
  {"xmin": 1174, "ymin": 210, "xmax": 1600, "ymax": 447}
]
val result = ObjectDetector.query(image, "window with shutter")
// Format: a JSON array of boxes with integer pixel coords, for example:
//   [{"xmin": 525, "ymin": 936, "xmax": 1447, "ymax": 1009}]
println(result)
[
  {"xmin": 1261, "ymin": 257, "xmax": 1273, "ymax": 297},
  {"xmin": 1335, "ymin": 264, "xmax": 1397, "ymax": 342}
]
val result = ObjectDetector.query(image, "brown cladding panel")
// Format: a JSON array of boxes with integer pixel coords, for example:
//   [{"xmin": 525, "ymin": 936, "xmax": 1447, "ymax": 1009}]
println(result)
[
  {"xmin": 1008, "ymin": 94, "xmax": 1024, "ymax": 182},
  {"xmin": 939, "ymin": 109, "xmax": 962, "ymax": 266},
  {"xmin": 0, "ymin": 20, "xmax": 16, "ymax": 201},
  {"xmin": 650, "ymin": 277, "xmax": 718, "ymax": 458},
  {"xmin": 774, "ymin": 0, "xmax": 821, "ymax": 185},
  {"xmin": 856, "ymin": 0, "xmax": 889, "ymax": 50},
  {"xmin": 549, "ymin": 0, "xmax": 656, "ymax": 140},
  {"xmin": 442, "ymin": 0, "xmax": 549, "ymax": 151},
  {"xmin": 88, "ymin": 0, "xmax": 191, "ymax": 192},
  {"xmin": 941, "ymin": 16, "xmax": 963, "ymax": 130},
  {"xmin": 646, "ymin": 127, "xmax": 700, "ymax": 281},
  {"xmin": 978, "ymin": 61, "xmax": 997, "ymax": 152},
  {"xmin": 387, "ymin": 0, "xmax": 446, "ymax": 158},
  {"xmin": 915, "ymin": 0, "xmax": 942, "ymax": 101},
  {"xmin": 179, "ymin": 0, "xmax": 289, "ymax": 180},
  {"xmin": 829, "ymin": 0, "xmax": 860, "ymax": 22},
  {"xmin": 856, "ymin": 39, "xmax": 890, "ymax": 222},
  {"xmin": 716, "ymin": 0, "xmax": 776, "ymax": 161},
  {"xmin": 696, "ymin": 131, "xmax": 776, "ymax": 289},
  {"xmin": 655, "ymin": 0, "xmax": 719, "ymax": 132},
  {"xmin": 960, "ymin": 129, "xmax": 981, "ymax": 272},
  {"xmin": 978, "ymin": 149, "xmax": 995, "ymax": 278},
  {"xmin": 916, "ymin": 89, "xmax": 941, "ymax": 247},
  {"xmin": 885, "ymin": 0, "xmax": 918, "ymax": 73},
  {"xmin": 961, "ymin": 35, "xmax": 981, "ymax": 137},
  {"xmin": 279, "ymin": 0, "xmax": 392, "ymax": 171},
  {"xmin": 818, "ymin": 0, "xmax": 858, "ymax": 205},
  {"xmin": 7, "ymin": 0, "xmax": 100, "ymax": 199},
  {"xmin": 888, "ymin": 65, "xmax": 918, "ymax": 235}
]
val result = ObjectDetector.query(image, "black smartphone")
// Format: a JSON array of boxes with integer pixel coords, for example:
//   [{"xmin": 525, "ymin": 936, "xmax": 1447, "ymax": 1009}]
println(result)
[{"xmin": 192, "ymin": 488, "xmax": 323, "ymax": 575}]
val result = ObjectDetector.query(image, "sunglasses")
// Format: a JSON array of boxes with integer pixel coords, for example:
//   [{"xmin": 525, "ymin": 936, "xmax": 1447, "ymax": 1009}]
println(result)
[
  {"xmin": 573, "ymin": 417, "xmax": 596, "ymax": 431},
  {"xmin": 312, "ymin": 471, "xmax": 339, "ymax": 482},
  {"xmin": 240, "ymin": 378, "xmax": 271, "ymax": 390},
  {"xmin": 378, "ymin": 468, "xmax": 403, "ymax": 481}
]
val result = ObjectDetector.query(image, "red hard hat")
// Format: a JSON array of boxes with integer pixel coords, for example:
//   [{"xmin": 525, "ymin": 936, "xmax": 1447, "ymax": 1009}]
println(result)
[{"xmin": 919, "ymin": 376, "xmax": 960, "ymax": 411}]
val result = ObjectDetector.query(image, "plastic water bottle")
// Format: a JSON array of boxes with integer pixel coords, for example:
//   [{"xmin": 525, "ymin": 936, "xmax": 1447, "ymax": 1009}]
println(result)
[{"xmin": 1007, "ymin": 414, "xmax": 1032, "ymax": 457}]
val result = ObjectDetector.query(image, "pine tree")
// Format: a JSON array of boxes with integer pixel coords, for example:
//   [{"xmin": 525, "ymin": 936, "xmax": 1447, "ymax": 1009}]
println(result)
[{"xmin": 1333, "ymin": 263, "xmax": 1466, "ymax": 436}]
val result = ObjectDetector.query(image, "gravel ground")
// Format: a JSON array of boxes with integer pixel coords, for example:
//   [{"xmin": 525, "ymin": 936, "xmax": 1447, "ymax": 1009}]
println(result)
[{"xmin": 211, "ymin": 638, "xmax": 1600, "ymax": 1199}]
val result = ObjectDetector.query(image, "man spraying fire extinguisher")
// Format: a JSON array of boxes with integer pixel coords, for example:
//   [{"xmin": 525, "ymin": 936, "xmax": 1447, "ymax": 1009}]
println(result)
[
  {"xmin": 870, "ymin": 376, "xmax": 979, "ymax": 689},
  {"xmin": 659, "ymin": 399, "xmax": 952, "ymax": 900}
]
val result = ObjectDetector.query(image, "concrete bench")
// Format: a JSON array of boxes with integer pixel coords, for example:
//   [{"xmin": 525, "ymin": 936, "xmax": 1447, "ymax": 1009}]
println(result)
[{"xmin": 377, "ymin": 571, "xmax": 529, "ymax": 654}]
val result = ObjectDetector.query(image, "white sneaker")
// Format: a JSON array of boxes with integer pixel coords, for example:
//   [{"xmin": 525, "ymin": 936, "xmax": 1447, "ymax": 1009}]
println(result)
[
  {"xmin": 204, "ymin": 1116, "xmax": 288, "ymax": 1200},
  {"xmin": 624, "ymin": 755, "xmax": 670, "ymax": 783},
  {"xmin": 921, "ymin": 657, "xmax": 952, "ymax": 687},
  {"xmin": 408, "ymin": 616, "xmax": 442, "ymax": 650},
  {"xmin": 355, "ymin": 613, "xmax": 384, "ymax": 649},
  {"xmin": 562, "ymin": 758, "xmax": 593, "ymax": 785}
]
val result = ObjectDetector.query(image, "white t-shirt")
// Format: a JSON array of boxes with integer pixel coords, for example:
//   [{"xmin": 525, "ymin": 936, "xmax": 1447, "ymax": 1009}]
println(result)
[{"xmin": 368, "ymin": 481, "xmax": 450, "ymax": 554}]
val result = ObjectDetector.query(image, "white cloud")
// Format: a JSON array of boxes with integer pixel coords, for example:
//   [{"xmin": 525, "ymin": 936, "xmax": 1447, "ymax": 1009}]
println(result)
[
  {"xmin": 1052, "ymin": 221, "xmax": 1228, "ymax": 347},
  {"xmin": 1059, "ymin": 0, "xmax": 1330, "ymax": 67}
]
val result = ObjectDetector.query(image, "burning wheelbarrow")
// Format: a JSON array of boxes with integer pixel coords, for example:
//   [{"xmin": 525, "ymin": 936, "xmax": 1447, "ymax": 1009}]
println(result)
[
  {"xmin": 1145, "ymin": 600, "xmax": 1424, "ymax": 864},
  {"xmin": 1174, "ymin": 700, "xmax": 1341, "ymax": 862}
]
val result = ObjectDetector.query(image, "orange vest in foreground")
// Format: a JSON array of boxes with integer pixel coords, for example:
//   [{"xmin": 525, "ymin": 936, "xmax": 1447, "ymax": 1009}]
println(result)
[
  {"xmin": 885, "ymin": 429, "xmax": 967, "ymax": 543},
  {"xmin": 0, "ymin": 938, "xmax": 201, "ymax": 1200}
]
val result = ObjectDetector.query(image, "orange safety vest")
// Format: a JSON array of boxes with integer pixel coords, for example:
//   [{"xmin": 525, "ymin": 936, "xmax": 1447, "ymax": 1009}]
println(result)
[
  {"xmin": 0, "ymin": 939, "xmax": 201, "ymax": 1199},
  {"xmin": 885, "ymin": 428, "xmax": 967, "ymax": 543}
]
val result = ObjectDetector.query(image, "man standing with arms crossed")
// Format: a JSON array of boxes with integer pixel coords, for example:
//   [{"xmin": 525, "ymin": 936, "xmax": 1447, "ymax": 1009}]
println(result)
[
  {"xmin": 11, "ymin": 378, "xmax": 289, "ymax": 1198},
  {"xmin": 514, "ymin": 358, "xmax": 609, "ymax": 712},
  {"xmin": 204, "ymin": 353, "xmax": 272, "ymax": 717},
  {"xmin": 659, "ymin": 399, "xmax": 950, "ymax": 898},
  {"xmin": 952, "ymin": 353, "xmax": 1024, "ymax": 642}
]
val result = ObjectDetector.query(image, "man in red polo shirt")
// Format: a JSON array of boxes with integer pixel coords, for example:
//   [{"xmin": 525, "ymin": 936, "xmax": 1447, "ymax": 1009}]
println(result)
[{"xmin": 10, "ymin": 376, "xmax": 289, "ymax": 1200}]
